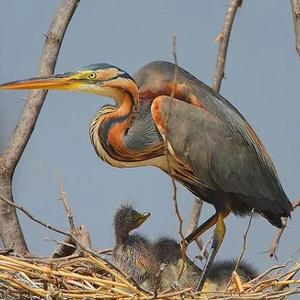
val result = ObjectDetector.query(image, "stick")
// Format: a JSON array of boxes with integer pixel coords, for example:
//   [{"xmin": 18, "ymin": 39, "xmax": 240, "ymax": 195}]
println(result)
[
  {"xmin": 186, "ymin": 198, "xmax": 209, "ymax": 259},
  {"xmin": 267, "ymin": 198, "xmax": 300, "ymax": 258},
  {"xmin": 0, "ymin": 195, "xmax": 92, "ymax": 258},
  {"xmin": 186, "ymin": 198, "xmax": 203, "ymax": 236},
  {"xmin": 186, "ymin": 0, "xmax": 242, "ymax": 261},
  {"xmin": 165, "ymin": 34, "xmax": 185, "ymax": 242},
  {"xmin": 291, "ymin": 0, "xmax": 300, "ymax": 56},
  {"xmin": 225, "ymin": 211, "xmax": 253, "ymax": 291},
  {"xmin": 0, "ymin": 195, "xmax": 71, "ymax": 237},
  {"xmin": 234, "ymin": 211, "xmax": 253, "ymax": 270},
  {"xmin": 212, "ymin": 0, "xmax": 242, "ymax": 92},
  {"xmin": 51, "ymin": 225, "xmax": 91, "ymax": 258},
  {"xmin": 57, "ymin": 170, "xmax": 75, "ymax": 230},
  {"xmin": 0, "ymin": 0, "xmax": 80, "ymax": 254}
]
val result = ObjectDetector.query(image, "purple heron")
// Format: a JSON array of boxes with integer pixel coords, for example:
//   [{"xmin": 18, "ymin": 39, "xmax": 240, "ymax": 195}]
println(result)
[{"xmin": 0, "ymin": 61, "xmax": 292, "ymax": 290}]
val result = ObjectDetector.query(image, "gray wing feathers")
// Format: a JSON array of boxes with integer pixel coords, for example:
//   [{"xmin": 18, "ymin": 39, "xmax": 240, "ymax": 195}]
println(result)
[
  {"xmin": 158, "ymin": 97, "xmax": 290, "ymax": 215},
  {"xmin": 135, "ymin": 61, "xmax": 281, "ymax": 189},
  {"xmin": 125, "ymin": 102, "xmax": 162, "ymax": 150}
]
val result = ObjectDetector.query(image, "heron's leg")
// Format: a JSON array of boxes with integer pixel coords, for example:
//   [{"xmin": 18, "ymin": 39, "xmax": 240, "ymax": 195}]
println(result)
[
  {"xmin": 184, "ymin": 213, "xmax": 217, "ymax": 246},
  {"xmin": 182, "ymin": 209, "xmax": 230, "ymax": 247},
  {"xmin": 179, "ymin": 213, "xmax": 218, "ymax": 261},
  {"xmin": 195, "ymin": 211, "xmax": 227, "ymax": 292}
]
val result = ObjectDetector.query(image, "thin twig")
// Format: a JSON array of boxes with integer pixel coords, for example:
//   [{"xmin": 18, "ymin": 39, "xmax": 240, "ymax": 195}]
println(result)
[
  {"xmin": 164, "ymin": 34, "xmax": 185, "ymax": 242},
  {"xmin": 291, "ymin": 0, "xmax": 300, "ymax": 56},
  {"xmin": 266, "ymin": 198, "xmax": 300, "ymax": 258},
  {"xmin": 234, "ymin": 211, "xmax": 253, "ymax": 269},
  {"xmin": 186, "ymin": 198, "xmax": 209, "ymax": 259},
  {"xmin": 0, "ymin": 195, "xmax": 93, "ymax": 258},
  {"xmin": 57, "ymin": 170, "xmax": 75, "ymax": 230},
  {"xmin": 44, "ymin": 237, "xmax": 76, "ymax": 249},
  {"xmin": 186, "ymin": 198, "xmax": 203, "ymax": 236},
  {"xmin": 50, "ymin": 235, "xmax": 78, "ymax": 258},
  {"xmin": 212, "ymin": 0, "xmax": 242, "ymax": 92},
  {"xmin": 225, "ymin": 211, "xmax": 253, "ymax": 291},
  {"xmin": 0, "ymin": 195, "xmax": 71, "ymax": 237}
]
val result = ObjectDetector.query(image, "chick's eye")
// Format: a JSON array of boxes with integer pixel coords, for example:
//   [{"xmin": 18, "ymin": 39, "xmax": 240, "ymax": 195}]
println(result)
[{"xmin": 88, "ymin": 72, "xmax": 96, "ymax": 79}]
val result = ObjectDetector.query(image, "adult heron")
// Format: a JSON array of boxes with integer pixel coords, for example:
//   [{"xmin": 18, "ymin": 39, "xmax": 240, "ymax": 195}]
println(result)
[{"xmin": 0, "ymin": 61, "xmax": 292, "ymax": 290}]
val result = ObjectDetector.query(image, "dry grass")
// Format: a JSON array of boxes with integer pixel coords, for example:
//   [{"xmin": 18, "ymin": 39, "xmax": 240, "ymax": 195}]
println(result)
[{"xmin": 0, "ymin": 251, "xmax": 299, "ymax": 300}]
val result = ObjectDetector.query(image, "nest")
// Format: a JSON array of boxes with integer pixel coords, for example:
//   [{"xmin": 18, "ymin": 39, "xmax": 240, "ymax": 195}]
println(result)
[{"xmin": 0, "ymin": 250, "xmax": 299, "ymax": 300}]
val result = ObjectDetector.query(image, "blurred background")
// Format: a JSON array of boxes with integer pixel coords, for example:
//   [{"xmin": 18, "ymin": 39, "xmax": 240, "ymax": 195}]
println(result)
[{"xmin": 0, "ymin": 0, "xmax": 299, "ymax": 273}]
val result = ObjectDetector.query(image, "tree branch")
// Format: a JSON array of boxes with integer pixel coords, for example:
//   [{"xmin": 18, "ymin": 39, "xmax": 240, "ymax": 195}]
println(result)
[
  {"xmin": 186, "ymin": 198, "xmax": 203, "ymax": 236},
  {"xmin": 291, "ymin": 0, "xmax": 300, "ymax": 56},
  {"xmin": 186, "ymin": 198, "xmax": 209, "ymax": 259},
  {"xmin": 51, "ymin": 225, "xmax": 91, "ymax": 258},
  {"xmin": 0, "ymin": 195, "xmax": 71, "ymax": 237},
  {"xmin": 2, "ymin": 0, "xmax": 80, "ymax": 171},
  {"xmin": 0, "ymin": 194, "xmax": 95, "ymax": 260},
  {"xmin": 57, "ymin": 170, "xmax": 75, "ymax": 231},
  {"xmin": 212, "ymin": 0, "xmax": 242, "ymax": 92},
  {"xmin": 267, "ymin": 198, "xmax": 300, "ymax": 258},
  {"xmin": 165, "ymin": 34, "xmax": 185, "ymax": 242},
  {"xmin": 0, "ymin": 0, "xmax": 80, "ymax": 254},
  {"xmin": 225, "ymin": 211, "xmax": 253, "ymax": 291},
  {"xmin": 186, "ymin": 0, "xmax": 242, "ymax": 258}
]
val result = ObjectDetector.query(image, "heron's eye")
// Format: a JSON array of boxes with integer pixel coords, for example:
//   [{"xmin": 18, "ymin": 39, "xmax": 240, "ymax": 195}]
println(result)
[{"xmin": 88, "ymin": 72, "xmax": 96, "ymax": 79}]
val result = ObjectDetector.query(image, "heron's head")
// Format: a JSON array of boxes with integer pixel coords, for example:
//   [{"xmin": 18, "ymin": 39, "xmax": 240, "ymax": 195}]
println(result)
[{"xmin": 0, "ymin": 63, "xmax": 138, "ymax": 106}]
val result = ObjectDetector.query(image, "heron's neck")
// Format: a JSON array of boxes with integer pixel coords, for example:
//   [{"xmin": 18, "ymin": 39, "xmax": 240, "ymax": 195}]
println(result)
[
  {"xmin": 110, "ymin": 88, "xmax": 137, "ymax": 115},
  {"xmin": 89, "ymin": 90, "xmax": 136, "ymax": 163}
]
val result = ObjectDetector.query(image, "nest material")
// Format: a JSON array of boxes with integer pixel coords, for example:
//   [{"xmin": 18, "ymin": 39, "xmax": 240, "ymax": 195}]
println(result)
[{"xmin": 0, "ymin": 251, "xmax": 299, "ymax": 300}]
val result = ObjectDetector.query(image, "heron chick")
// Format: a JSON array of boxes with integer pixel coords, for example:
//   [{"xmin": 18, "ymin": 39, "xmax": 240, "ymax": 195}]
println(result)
[
  {"xmin": 113, "ymin": 204, "xmax": 158, "ymax": 291},
  {"xmin": 153, "ymin": 237, "xmax": 258, "ymax": 292}
]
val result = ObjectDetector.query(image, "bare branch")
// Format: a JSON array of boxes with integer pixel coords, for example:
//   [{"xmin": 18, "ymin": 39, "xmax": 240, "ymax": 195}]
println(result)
[
  {"xmin": 0, "ymin": 195, "xmax": 97, "ymax": 260},
  {"xmin": 57, "ymin": 170, "xmax": 75, "ymax": 230},
  {"xmin": 186, "ymin": 198, "xmax": 203, "ymax": 236},
  {"xmin": 51, "ymin": 225, "xmax": 91, "ymax": 258},
  {"xmin": 212, "ymin": 0, "xmax": 242, "ymax": 92},
  {"xmin": 165, "ymin": 34, "xmax": 185, "ymax": 241},
  {"xmin": 186, "ymin": 0, "xmax": 242, "ymax": 259},
  {"xmin": 225, "ymin": 211, "xmax": 253, "ymax": 291},
  {"xmin": 2, "ymin": 0, "xmax": 80, "ymax": 170},
  {"xmin": 234, "ymin": 211, "xmax": 253, "ymax": 270},
  {"xmin": 266, "ymin": 198, "xmax": 300, "ymax": 258},
  {"xmin": 0, "ymin": 0, "xmax": 80, "ymax": 254},
  {"xmin": 291, "ymin": 0, "xmax": 300, "ymax": 56},
  {"xmin": 0, "ymin": 195, "xmax": 71, "ymax": 237},
  {"xmin": 186, "ymin": 198, "xmax": 209, "ymax": 259}
]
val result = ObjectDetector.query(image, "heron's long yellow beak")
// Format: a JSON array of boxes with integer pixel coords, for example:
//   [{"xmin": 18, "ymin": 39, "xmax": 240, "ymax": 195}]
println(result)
[{"xmin": 0, "ymin": 73, "xmax": 79, "ymax": 91}]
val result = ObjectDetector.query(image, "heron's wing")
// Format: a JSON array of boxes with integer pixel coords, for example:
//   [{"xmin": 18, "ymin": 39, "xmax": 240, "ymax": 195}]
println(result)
[
  {"xmin": 134, "ymin": 61, "xmax": 279, "ymax": 188},
  {"xmin": 151, "ymin": 96, "xmax": 291, "ymax": 224}
]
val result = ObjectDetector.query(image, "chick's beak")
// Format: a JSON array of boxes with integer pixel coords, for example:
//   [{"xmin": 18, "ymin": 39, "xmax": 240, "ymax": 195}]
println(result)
[
  {"xmin": 137, "ymin": 212, "xmax": 151, "ymax": 226},
  {"xmin": 0, "ymin": 72, "xmax": 78, "ymax": 91}
]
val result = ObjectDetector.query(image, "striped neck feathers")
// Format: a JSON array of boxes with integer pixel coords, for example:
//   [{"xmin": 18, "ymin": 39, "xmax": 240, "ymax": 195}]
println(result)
[
  {"xmin": 89, "ymin": 90, "xmax": 135, "ymax": 166},
  {"xmin": 89, "ymin": 91, "xmax": 166, "ymax": 168}
]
